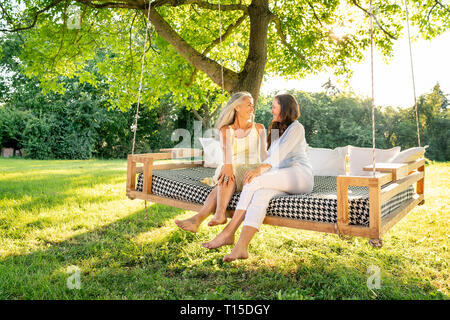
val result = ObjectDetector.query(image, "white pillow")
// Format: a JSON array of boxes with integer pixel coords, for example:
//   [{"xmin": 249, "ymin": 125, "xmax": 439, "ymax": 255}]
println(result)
[
  {"xmin": 349, "ymin": 146, "xmax": 401, "ymax": 176},
  {"xmin": 199, "ymin": 138, "xmax": 223, "ymax": 168},
  {"xmin": 307, "ymin": 147, "xmax": 347, "ymax": 176},
  {"xmin": 388, "ymin": 146, "xmax": 427, "ymax": 163}
]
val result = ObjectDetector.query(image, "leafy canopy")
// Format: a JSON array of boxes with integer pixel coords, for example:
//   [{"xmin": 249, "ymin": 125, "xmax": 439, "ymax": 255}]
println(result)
[{"xmin": 0, "ymin": 0, "xmax": 449, "ymax": 110}]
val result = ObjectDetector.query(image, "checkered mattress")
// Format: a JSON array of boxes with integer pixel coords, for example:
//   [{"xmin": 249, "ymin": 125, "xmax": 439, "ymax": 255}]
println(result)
[{"xmin": 136, "ymin": 167, "xmax": 414, "ymax": 227}]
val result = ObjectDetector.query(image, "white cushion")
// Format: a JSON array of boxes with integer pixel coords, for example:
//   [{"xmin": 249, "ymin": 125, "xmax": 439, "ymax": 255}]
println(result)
[
  {"xmin": 349, "ymin": 146, "xmax": 401, "ymax": 176},
  {"xmin": 307, "ymin": 147, "xmax": 347, "ymax": 176},
  {"xmin": 388, "ymin": 146, "xmax": 427, "ymax": 163},
  {"xmin": 199, "ymin": 138, "xmax": 223, "ymax": 168}
]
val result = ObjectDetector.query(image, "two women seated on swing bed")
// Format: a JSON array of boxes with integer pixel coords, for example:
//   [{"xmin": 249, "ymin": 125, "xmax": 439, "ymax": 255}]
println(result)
[
  {"xmin": 175, "ymin": 92, "xmax": 314, "ymax": 262},
  {"xmin": 132, "ymin": 91, "xmax": 423, "ymax": 260}
]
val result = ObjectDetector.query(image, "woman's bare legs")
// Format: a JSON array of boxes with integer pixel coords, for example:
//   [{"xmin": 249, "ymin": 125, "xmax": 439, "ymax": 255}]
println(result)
[
  {"xmin": 223, "ymin": 226, "xmax": 258, "ymax": 262},
  {"xmin": 202, "ymin": 209, "xmax": 246, "ymax": 249},
  {"xmin": 175, "ymin": 187, "xmax": 218, "ymax": 233},
  {"xmin": 208, "ymin": 180, "xmax": 236, "ymax": 226}
]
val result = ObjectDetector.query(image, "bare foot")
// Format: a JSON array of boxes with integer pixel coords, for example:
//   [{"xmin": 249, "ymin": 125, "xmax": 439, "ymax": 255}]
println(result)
[
  {"xmin": 202, "ymin": 232, "xmax": 234, "ymax": 250},
  {"xmin": 175, "ymin": 217, "xmax": 200, "ymax": 233},
  {"xmin": 223, "ymin": 247, "xmax": 249, "ymax": 262},
  {"xmin": 207, "ymin": 213, "xmax": 227, "ymax": 227}
]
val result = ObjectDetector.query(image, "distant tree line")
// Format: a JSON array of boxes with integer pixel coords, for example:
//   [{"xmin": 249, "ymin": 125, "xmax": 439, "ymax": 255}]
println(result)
[
  {"xmin": 1, "ymin": 79, "xmax": 448, "ymax": 161},
  {"xmin": 256, "ymin": 86, "xmax": 448, "ymax": 161}
]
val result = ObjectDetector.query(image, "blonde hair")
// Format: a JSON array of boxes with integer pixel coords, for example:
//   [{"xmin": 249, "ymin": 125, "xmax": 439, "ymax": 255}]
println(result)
[{"xmin": 214, "ymin": 92, "xmax": 253, "ymax": 130}]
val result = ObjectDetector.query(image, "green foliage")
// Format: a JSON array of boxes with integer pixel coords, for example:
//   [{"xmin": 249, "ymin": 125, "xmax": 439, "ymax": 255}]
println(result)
[
  {"xmin": 1, "ymin": 0, "xmax": 448, "ymax": 111},
  {"xmin": 255, "ymin": 86, "xmax": 449, "ymax": 160},
  {"xmin": 95, "ymin": 96, "xmax": 185, "ymax": 159},
  {"xmin": 21, "ymin": 113, "xmax": 54, "ymax": 159},
  {"xmin": 0, "ymin": 105, "xmax": 30, "ymax": 149},
  {"xmin": 257, "ymin": 90, "xmax": 388, "ymax": 148},
  {"xmin": 1, "ymin": 32, "xmax": 448, "ymax": 161}
]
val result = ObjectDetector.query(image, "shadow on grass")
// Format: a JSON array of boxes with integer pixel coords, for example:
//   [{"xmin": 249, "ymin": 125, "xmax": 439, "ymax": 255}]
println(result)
[{"xmin": 0, "ymin": 201, "xmax": 446, "ymax": 300}]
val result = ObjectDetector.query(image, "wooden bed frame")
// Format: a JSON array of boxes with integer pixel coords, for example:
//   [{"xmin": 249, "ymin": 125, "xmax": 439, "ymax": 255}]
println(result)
[{"xmin": 126, "ymin": 148, "xmax": 425, "ymax": 247}]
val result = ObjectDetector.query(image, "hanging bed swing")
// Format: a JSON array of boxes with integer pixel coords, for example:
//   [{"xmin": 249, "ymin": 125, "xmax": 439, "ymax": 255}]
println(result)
[{"xmin": 126, "ymin": 0, "xmax": 425, "ymax": 247}]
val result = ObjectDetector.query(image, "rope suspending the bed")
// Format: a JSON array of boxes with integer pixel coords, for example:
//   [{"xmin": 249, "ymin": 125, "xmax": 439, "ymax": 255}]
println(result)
[
  {"xmin": 132, "ymin": 1, "xmax": 153, "ymax": 219},
  {"xmin": 218, "ymin": 0, "xmax": 226, "ymax": 107},
  {"xmin": 369, "ymin": 0, "xmax": 376, "ymax": 176},
  {"xmin": 404, "ymin": 0, "xmax": 421, "ymax": 147}
]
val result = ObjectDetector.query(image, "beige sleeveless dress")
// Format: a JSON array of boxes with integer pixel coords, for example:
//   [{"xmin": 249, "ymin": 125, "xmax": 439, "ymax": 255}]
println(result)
[{"xmin": 201, "ymin": 123, "xmax": 261, "ymax": 191}]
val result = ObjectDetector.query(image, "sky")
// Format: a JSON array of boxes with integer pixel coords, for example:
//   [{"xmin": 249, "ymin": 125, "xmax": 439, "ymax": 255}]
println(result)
[{"xmin": 261, "ymin": 31, "xmax": 450, "ymax": 108}]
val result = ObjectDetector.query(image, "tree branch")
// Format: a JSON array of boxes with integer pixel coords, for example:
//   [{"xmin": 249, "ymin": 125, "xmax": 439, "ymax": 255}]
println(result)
[
  {"xmin": 72, "ymin": 4, "xmax": 88, "ymax": 44},
  {"xmin": 211, "ymin": 102, "xmax": 221, "ymax": 118},
  {"xmin": 0, "ymin": 0, "xmax": 65, "ymax": 32},
  {"xmin": 129, "ymin": 11, "xmax": 139, "ymax": 76},
  {"xmin": 0, "ymin": 4, "xmax": 26, "ymax": 43},
  {"xmin": 145, "ymin": 5, "xmax": 238, "ymax": 91},
  {"xmin": 270, "ymin": 13, "xmax": 306, "ymax": 61},
  {"xmin": 140, "ymin": 10, "xmax": 158, "ymax": 53},
  {"xmin": 185, "ymin": 13, "xmax": 247, "ymax": 86},
  {"xmin": 75, "ymin": 0, "xmax": 141, "ymax": 9},
  {"xmin": 170, "ymin": 0, "xmax": 247, "ymax": 12},
  {"xmin": 186, "ymin": 68, "xmax": 198, "ymax": 87},
  {"xmin": 50, "ymin": 0, "xmax": 69, "ymax": 72},
  {"xmin": 306, "ymin": 0, "xmax": 324, "ymax": 28},
  {"xmin": 351, "ymin": 0, "xmax": 397, "ymax": 40},
  {"xmin": 434, "ymin": 0, "xmax": 450, "ymax": 14},
  {"xmin": 427, "ymin": 2, "xmax": 439, "ymax": 22},
  {"xmin": 191, "ymin": 107, "xmax": 203, "ymax": 122}
]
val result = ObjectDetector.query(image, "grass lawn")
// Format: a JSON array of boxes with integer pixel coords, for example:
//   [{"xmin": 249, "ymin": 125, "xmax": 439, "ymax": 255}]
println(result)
[{"xmin": 0, "ymin": 158, "xmax": 448, "ymax": 300}]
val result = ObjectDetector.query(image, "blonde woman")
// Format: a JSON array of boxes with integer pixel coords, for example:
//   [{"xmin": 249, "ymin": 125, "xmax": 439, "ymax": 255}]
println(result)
[
  {"xmin": 175, "ymin": 92, "xmax": 268, "ymax": 232},
  {"xmin": 202, "ymin": 94, "xmax": 314, "ymax": 262}
]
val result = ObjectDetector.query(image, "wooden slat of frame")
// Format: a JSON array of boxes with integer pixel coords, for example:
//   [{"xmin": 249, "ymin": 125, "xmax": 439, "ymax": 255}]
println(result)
[
  {"xmin": 336, "ymin": 176, "xmax": 350, "ymax": 225},
  {"xmin": 336, "ymin": 173, "xmax": 391, "ymax": 187},
  {"xmin": 416, "ymin": 164, "xmax": 425, "ymax": 195},
  {"xmin": 142, "ymin": 158, "xmax": 153, "ymax": 194},
  {"xmin": 264, "ymin": 216, "xmax": 337, "ymax": 234},
  {"xmin": 381, "ymin": 194, "xmax": 423, "ymax": 235},
  {"xmin": 126, "ymin": 191, "xmax": 206, "ymax": 212},
  {"xmin": 160, "ymin": 148, "xmax": 203, "ymax": 158},
  {"xmin": 336, "ymin": 175, "xmax": 369, "ymax": 187},
  {"xmin": 264, "ymin": 216, "xmax": 372, "ymax": 237},
  {"xmin": 407, "ymin": 158, "xmax": 425, "ymax": 173},
  {"xmin": 363, "ymin": 162, "xmax": 409, "ymax": 180},
  {"xmin": 152, "ymin": 162, "xmax": 203, "ymax": 170},
  {"xmin": 377, "ymin": 172, "xmax": 394, "ymax": 185},
  {"xmin": 132, "ymin": 152, "xmax": 172, "ymax": 162},
  {"xmin": 369, "ymin": 184, "xmax": 381, "ymax": 238},
  {"xmin": 126, "ymin": 155, "xmax": 136, "ymax": 192},
  {"xmin": 338, "ymin": 224, "xmax": 375, "ymax": 238},
  {"xmin": 380, "ymin": 171, "xmax": 424, "ymax": 204}
]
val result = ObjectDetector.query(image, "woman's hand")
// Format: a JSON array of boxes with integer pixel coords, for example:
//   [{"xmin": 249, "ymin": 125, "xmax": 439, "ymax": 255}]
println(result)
[
  {"xmin": 243, "ymin": 164, "xmax": 272, "ymax": 185},
  {"xmin": 217, "ymin": 164, "xmax": 235, "ymax": 187}
]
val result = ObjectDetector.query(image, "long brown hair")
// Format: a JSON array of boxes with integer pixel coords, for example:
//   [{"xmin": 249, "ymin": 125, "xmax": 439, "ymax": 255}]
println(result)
[{"xmin": 267, "ymin": 94, "xmax": 300, "ymax": 149}]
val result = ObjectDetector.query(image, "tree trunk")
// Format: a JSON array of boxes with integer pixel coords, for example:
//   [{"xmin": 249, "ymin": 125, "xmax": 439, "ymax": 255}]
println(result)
[
  {"xmin": 230, "ymin": 0, "xmax": 271, "ymax": 105},
  {"xmin": 145, "ymin": 0, "xmax": 271, "ymax": 106}
]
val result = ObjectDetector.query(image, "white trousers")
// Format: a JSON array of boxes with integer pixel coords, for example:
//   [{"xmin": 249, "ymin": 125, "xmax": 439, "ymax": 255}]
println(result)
[{"xmin": 235, "ymin": 165, "xmax": 314, "ymax": 230}]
